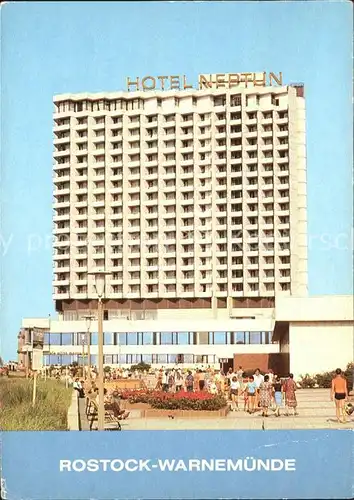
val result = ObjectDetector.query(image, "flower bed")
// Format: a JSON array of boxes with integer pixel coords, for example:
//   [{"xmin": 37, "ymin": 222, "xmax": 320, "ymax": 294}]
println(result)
[{"xmin": 119, "ymin": 389, "xmax": 227, "ymax": 411}]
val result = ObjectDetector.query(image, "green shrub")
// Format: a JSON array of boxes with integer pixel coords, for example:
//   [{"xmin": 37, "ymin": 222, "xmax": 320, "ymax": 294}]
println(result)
[
  {"xmin": 0, "ymin": 378, "xmax": 72, "ymax": 431},
  {"xmin": 298, "ymin": 374, "xmax": 316, "ymax": 388},
  {"xmin": 315, "ymin": 371, "xmax": 335, "ymax": 388},
  {"xmin": 344, "ymin": 362, "xmax": 353, "ymax": 389},
  {"xmin": 299, "ymin": 363, "xmax": 354, "ymax": 389},
  {"xmin": 130, "ymin": 362, "xmax": 151, "ymax": 372}
]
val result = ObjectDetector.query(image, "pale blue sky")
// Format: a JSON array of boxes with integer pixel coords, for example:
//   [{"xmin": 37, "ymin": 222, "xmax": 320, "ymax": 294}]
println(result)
[{"xmin": 0, "ymin": 1, "xmax": 353, "ymax": 361}]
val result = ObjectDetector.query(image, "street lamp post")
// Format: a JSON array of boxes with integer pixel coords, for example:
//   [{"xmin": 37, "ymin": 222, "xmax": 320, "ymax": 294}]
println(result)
[
  {"xmin": 83, "ymin": 314, "xmax": 95, "ymax": 382},
  {"xmin": 88, "ymin": 270, "xmax": 110, "ymax": 431},
  {"xmin": 80, "ymin": 334, "xmax": 86, "ymax": 378}
]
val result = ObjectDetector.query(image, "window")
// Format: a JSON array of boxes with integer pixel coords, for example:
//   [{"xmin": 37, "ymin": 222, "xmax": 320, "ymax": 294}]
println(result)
[
  {"xmin": 61, "ymin": 333, "xmax": 72, "ymax": 345},
  {"xmin": 178, "ymin": 332, "xmax": 190, "ymax": 345},
  {"xmin": 249, "ymin": 332, "xmax": 262, "ymax": 344},
  {"xmin": 235, "ymin": 332, "xmax": 245, "ymax": 344},
  {"xmin": 210, "ymin": 331, "xmax": 227, "ymax": 345},
  {"xmin": 160, "ymin": 332, "xmax": 177, "ymax": 345},
  {"xmin": 91, "ymin": 332, "xmax": 98, "ymax": 345},
  {"xmin": 142, "ymin": 332, "xmax": 154, "ymax": 345},
  {"xmin": 49, "ymin": 333, "xmax": 61, "ymax": 345},
  {"xmin": 168, "ymin": 354, "xmax": 177, "ymax": 364},
  {"xmin": 104, "ymin": 332, "xmax": 114, "ymax": 345},
  {"xmin": 127, "ymin": 333, "xmax": 138, "ymax": 345}
]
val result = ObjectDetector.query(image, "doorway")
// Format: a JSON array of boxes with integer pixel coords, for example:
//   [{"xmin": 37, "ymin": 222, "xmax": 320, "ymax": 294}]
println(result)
[{"xmin": 220, "ymin": 358, "xmax": 234, "ymax": 374}]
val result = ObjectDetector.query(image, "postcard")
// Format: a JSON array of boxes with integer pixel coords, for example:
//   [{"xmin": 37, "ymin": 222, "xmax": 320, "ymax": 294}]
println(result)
[{"xmin": 0, "ymin": 1, "xmax": 353, "ymax": 499}]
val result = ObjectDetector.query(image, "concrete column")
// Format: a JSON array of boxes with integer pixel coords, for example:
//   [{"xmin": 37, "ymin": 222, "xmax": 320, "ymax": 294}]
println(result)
[
  {"xmin": 227, "ymin": 295, "xmax": 233, "ymax": 317},
  {"xmin": 211, "ymin": 295, "xmax": 218, "ymax": 318}
]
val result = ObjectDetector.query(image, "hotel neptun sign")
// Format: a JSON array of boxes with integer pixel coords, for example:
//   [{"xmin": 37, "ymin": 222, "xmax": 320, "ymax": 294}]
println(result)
[{"xmin": 126, "ymin": 72, "xmax": 283, "ymax": 92}]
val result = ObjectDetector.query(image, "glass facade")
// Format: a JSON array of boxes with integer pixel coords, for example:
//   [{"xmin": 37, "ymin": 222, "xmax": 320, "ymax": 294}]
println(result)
[{"xmin": 43, "ymin": 331, "xmax": 273, "ymax": 346}]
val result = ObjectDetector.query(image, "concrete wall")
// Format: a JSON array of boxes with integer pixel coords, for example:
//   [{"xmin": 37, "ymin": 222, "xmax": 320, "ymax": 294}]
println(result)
[
  {"xmin": 67, "ymin": 390, "xmax": 79, "ymax": 431},
  {"xmin": 276, "ymin": 295, "xmax": 354, "ymax": 322},
  {"xmin": 289, "ymin": 323, "xmax": 354, "ymax": 379},
  {"xmin": 233, "ymin": 353, "xmax": 289, "ymax": 375}
]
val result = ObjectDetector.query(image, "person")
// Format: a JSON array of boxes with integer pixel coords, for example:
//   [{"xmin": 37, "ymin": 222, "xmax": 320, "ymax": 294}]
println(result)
[
  {"xmin": 259, "ymin": 374, "xmax": 273, "ymax": 417},
  {"xmin": 243, "ymin": 375, "xmax": 257, "ymax": 413},
  {"xmin": 226, "ymin": 368, "xmax": 234, "ymax": 388},
  {"xmin": 209, "ymin": 379, "xmax": 218, "ymax": 395},
  {"xmin": 162, "ymin": 371, "xmax": 169, "ymax": 392},
  {"xmin": 218, "ymin": 372, "xmax": 227, "ymax": 397},
  {"xmin": 168, "ymin": 370, "xmax": 175, "ymax": 393},
  {"xmin": 175, "ymin": 370, "xmax": 183, "ymax": 392},
  {"xmin": 104, "ymin": 389, "xmax": 130, "ymax": 420},
  {"xmin": 330, "ymin": 368, "xmax": 348, "ymax": 423},
  {"xmin": 236, "ymin": 366, "xmax": 243, "ymax": 380},
  {"xmin": 267, "ymin": 369, "xmax": 275, "ymax": 384},
  {"xmin": 230, "ymin": 376, "xmax": 240, "ymax": 411},
  {"xmin": 198, "ymin": 370, "xmax": 206, "ymax": 391},
  {"xmin": 273, "ymin": 375, "xmax": 283, "ymax": 417},
  {"xmin": 253, "ymin": 369, "xmax": 264, "ymax": 408},
  {"xmin": 73, "ymin": 378, "xmax": 85, "ymax": 398},
  {"xmin": 283, "ymin": 373, "xmax": 298, "ymax": 416},
  {"xmin": 155, "ymin": 369, "xmax": 163, "ymax": 390},
  {"xmin": 242, "ymin": 377, "xmax": 249, "ymax": 412},
  {"xmin": 185, "ymin": 371, "xmax": 194, "ymax": 392}
]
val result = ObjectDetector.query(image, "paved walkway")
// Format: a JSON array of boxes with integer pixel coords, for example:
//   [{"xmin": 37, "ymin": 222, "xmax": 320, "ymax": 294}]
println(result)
[{"xmin": 79, "ymin": 389, "xmax": 354, "ymax": 431}]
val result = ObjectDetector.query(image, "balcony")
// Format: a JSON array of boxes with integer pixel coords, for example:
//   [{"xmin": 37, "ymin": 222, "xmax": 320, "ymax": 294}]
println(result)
[
  {"xmin": 276, "ymin": 117, "xmax": 289, "ymax": 125},
  {"xmin": 277, "ymin": 130, "xmax": 289, "ymax": 138},
  {"xmin": 92, "ymin": 200, "xmax": 105, "ymax": 208},
  {"xmin": 54, "ymin": 188, "xmax": 70, "ymax": 197},
  {"xmin": 54, "ymin": 265, "xmax": 70, "ymax": 273},
  {"xmin": 53, "ymin": 256, "xmax": 70, "ymax": 263},
  {"xmin": 53, "ymin": 174, "xmax": 70, "ymax": 183},
  {"xmin": 73, "ymin": 226, "xmax": 88, "ymax": 234},
  {"xmin": 53, "ymin": 162, "xmax": 71, "ymax": 171},
  {"xmin": 93, "ymin": 251, "xmax": 106, "ymax": 259},
  {"xmin": 53, "ymin": 149, "xmax": 70, "ymax": 158},
  {"xmin": 180, "ymin": 159, "xmax": 194, "ymax": 167},
  {"xmin": 53, "ymin": 122, "xmax": 70, "ymax": 132},
  {"xmin": 53, "ymin": 213, "xmax": 70, "ymax": 222},
  {"xmin": 260, "ymin": 117, "xmax": 273, "ymax": 125},
  {"xmin": 91, "ymin": 212, "xmax": 105, "ymax": 221},
  {"xmin": 75, "ymin": 200, "xmax": 88, "ymax": 208},
  {"xmin": 53, "ymin": 227, "xmax": 70, "ymax": 235},
  {"xmin": 262, "ymin": 131, "xmax": 273, "ymax": 139},
  {"xmin": 53, "ymin": 278, "xmax": 70, "ymax": 287},
  {"xmin": 52, "ymin": 201, "xmax": 70, "ymax": 209},
  {"xmin": 263, "ymin": 276, "xmax": 275, "ymax": 283}
]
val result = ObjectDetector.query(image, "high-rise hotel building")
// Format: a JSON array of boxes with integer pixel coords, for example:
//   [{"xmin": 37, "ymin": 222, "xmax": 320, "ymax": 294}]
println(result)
[
  {"xmin": 52, "ymin": 73, "xmax": 307, "ymax": 316},
  {"xmin": 18, "ymin": 74, "xmax": 353, "ymax": 375},
  {"xmin": 16, "ymin": 72, "xmax": 320, "ymax": 374}
]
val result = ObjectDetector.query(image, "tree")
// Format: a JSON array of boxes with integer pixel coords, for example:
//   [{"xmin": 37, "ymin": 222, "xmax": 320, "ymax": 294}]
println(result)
[{"xmin": 131, "ymin": 362, "xmax": 151, "ymax": 372}]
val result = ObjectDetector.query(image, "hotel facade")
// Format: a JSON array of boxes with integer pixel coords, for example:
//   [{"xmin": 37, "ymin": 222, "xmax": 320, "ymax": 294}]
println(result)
[{"xmin": 18, "ymin": 73, "xmax": 354, "ymax": 377}]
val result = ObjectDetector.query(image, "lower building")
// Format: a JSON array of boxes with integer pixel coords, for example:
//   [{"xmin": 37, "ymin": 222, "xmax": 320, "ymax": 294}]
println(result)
[{"xmin": 17, "ymin": 295, "xmax": 353, "ymax": 379}]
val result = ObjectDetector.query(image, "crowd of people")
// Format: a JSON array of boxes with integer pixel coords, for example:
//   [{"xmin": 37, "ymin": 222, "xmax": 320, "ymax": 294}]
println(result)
[
  {"xmin": 71, "ymin": 365, "xmax": 300, "ymax": 418},
  {"xmin": 42, "ymin": 363, "xmax": 352, "ymax": 423},
  {"xmin": 151, "ymin": 366, "xmax": 300, "ymax": 417}
]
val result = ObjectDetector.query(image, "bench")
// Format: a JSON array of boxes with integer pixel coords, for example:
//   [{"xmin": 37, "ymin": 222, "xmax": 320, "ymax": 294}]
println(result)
[{"xmin": 88, "ymin": 399, "xmax": 122, "ymax": 431}]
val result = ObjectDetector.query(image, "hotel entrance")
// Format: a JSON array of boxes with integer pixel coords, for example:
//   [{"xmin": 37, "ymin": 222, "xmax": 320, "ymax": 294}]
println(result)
[{"xmin": 220, "ymin": 358, "xmax": 233, "ymax": 374}]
